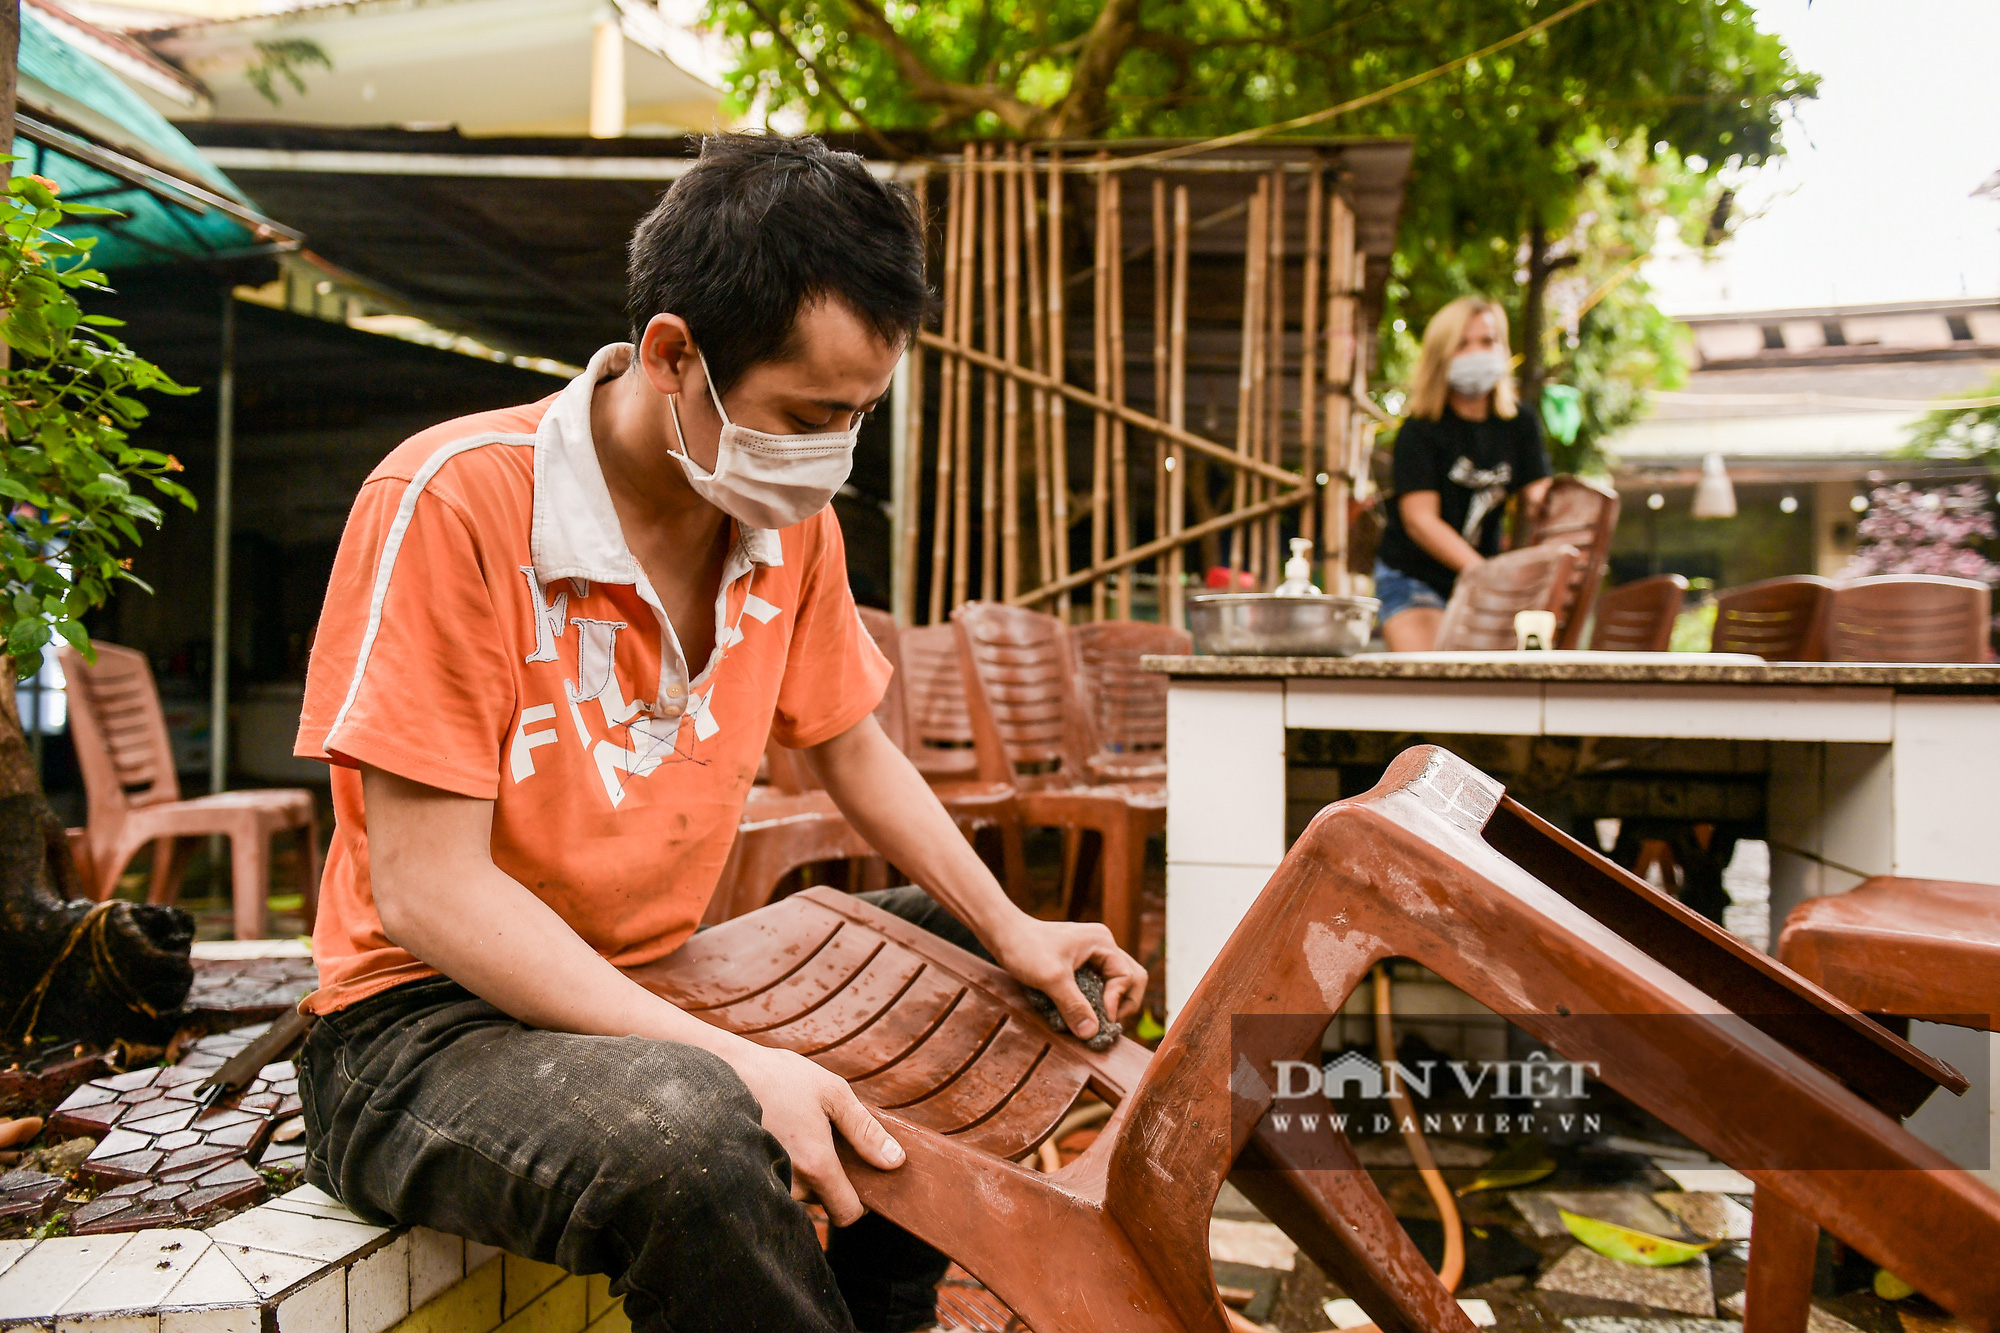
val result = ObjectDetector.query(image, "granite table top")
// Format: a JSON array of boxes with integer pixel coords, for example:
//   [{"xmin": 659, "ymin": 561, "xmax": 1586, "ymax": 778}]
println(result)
[{"xmin": 1141, "ymin": 651, "xmax": 2000, "ymax": 691}]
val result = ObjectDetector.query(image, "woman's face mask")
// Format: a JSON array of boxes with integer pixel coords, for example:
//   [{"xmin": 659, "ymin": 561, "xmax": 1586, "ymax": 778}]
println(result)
[
  {"xmin": 668, "ymin": 354, "xmax": 858, "ymax": 529},
  {"xmin": 1447, "ymin": 348, "xmax": 1509, "ymax": 398}
]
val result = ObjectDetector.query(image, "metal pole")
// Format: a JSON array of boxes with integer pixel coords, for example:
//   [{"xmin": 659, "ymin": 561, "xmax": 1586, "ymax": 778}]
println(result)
[{"xmin": 209, "ymin": 292, "xmax": 234, "ymax": 796}]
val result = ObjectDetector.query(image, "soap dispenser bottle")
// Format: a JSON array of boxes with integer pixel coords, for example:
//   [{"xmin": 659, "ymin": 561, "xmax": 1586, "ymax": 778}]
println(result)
[{"xmin": 1274, "ymin": 538, "xmax": 1322, "ymax": 596}]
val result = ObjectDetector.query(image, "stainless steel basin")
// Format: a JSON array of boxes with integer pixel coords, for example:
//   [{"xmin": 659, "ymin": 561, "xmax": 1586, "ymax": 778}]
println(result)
[{"xmin": 1186, "ymin": 593, "xmax": 1380, "ymax": 656}]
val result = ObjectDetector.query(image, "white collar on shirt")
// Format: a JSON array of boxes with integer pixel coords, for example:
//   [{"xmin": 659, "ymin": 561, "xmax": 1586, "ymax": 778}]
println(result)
[{"xmin": 529, "ymin": 342, "xmax": 785, "ymax": 585}]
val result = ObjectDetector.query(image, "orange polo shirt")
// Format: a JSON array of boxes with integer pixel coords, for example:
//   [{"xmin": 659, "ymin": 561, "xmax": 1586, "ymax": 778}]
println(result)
[{"xmin": 295, "ymin": 344, "xmax": 891, "ymax": 1014}]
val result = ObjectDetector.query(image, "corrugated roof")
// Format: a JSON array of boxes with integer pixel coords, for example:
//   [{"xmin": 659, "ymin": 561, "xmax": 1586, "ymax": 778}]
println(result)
[{"xmin": 14, "ymin": 3, "xmax": 295, "ymax": 269}]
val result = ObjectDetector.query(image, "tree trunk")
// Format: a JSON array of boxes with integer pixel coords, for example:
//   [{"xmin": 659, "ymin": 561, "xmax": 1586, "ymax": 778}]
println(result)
[
  {"xmin": 0, "ymin": 0, "xmax": 17, "ymax": 160},
  {"xmin": 1520, "ymin": 221, "xmax": 1550, "ymax": 414},
  {"xmin": 0, "ymin": 663, "xmax": 196, "ymax": 1050},
  {"xmin": 0, "ymin": 0, "xmax": 197, "ymax": 1041}
]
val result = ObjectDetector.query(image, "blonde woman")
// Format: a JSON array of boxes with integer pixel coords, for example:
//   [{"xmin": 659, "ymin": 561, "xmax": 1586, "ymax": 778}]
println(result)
[{"xmin": 1374, "ymin": 296, "xmax": 1552, "ymax": 651}]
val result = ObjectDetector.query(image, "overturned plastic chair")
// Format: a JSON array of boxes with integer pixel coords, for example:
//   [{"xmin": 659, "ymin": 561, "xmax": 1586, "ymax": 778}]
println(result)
[{"xmin": 632, "ymin": 745, "xmax": 1998, "ymax": 1333}]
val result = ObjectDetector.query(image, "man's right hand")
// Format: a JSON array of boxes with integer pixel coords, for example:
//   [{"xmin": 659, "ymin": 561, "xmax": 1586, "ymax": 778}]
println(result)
[{"xmin": 721, "ymin": 1037, "xmax": 905, "ymax": 1225}]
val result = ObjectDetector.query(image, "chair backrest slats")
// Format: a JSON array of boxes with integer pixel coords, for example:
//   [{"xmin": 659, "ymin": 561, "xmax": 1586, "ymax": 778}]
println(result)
[
  {"xmin": 1587, "ymin": 574, "xmax": 1687, "ymax": 653},
  {"xmin": 1824, "ymin": 575, "xmax": 1991, "ymax": 663},
  {"xmin": 856, "ymin": 607, "xmax": 910, "ymax": 754},
  {"xmin": 1709, "ymin": 575, "xmax": 1833, "ymax": 661},
  {"xmin": 1069, "ymin": 621, "xmax": 1190, "ymax": 760},
  {"xmin": 901, "ymin": 623, "xmax": 979, "ymax": 778},
  {"xmin": 1433, "ymin": 545, "xmax": 1580, "ymax": 651},
  {"xmin": 1524, "ymin": 477, "xmax": 1621, "ymax": 648},
  {"xmin": 951, "ymin": 602, "xmax": 1089, "ymax": 786},
  {"xmin": 58, "ymin": 642, "xmax": 181, "ymax": 824}
]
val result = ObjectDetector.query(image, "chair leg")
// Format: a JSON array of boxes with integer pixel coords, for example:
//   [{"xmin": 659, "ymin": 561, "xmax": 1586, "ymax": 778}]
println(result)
[
  {"xmin": 302, "ymin": 806, "xmax": 323, "ymax": 932},
  {"xmin": 997, "ymin": 822, "xmax": 1029, "ymax": 904},
  {"xmin": 94, "ymin": 835, "xmax": 146, "ymax": 903},
  {"xmin": 230, "ymin": 829, "xmax": 271, "ymax": 941},
  {"xmin": 146, "ymin": 837, "xmax": 183, "ymax": 906},
  {"xmin": 1234, "ymin": 1125, "xmax": 1475, "ymax": 1333},
  {"xmin": 1066, "ymin": 827, "xmax": 1103, "ymax": 924},
  {"xmin": 1742, "ymin": 1192, "xmax": 1818, "ymax": 1333}
]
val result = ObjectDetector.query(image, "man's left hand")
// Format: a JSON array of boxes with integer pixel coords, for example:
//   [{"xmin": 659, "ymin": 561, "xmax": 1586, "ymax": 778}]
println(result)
[{"xmin": 988, "ymin": 917, "xmax": 1146, "ymax": 1042}]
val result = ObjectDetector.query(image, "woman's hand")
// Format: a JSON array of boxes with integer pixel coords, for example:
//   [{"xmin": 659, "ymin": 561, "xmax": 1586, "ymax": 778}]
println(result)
[
  {"xmin": 988, "ymin": 915, "xmax": 1147, "ymax": 1039},
  {"xmin": 718, "ymin": 1035, "xmax": 906, "ymax": 1226}
]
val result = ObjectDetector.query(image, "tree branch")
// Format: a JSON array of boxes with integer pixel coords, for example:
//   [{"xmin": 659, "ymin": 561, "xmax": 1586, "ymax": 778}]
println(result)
[
  {"xmin": 737, "ymin": 0, "xmax": 908, "ymax": 158},
  {"xmin": 836, "ymin": 0, "xmax": 1049, "ymax": 134},
  {"xmin": 1050, "ymin": 0, "xmax": 1144, "ymax": 136}
]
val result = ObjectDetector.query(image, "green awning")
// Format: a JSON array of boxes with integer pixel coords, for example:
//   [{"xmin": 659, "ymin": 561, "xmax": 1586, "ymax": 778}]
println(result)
[{"xmin": 13, "ymin": 5, "xmax": 299, "ymax": 269}]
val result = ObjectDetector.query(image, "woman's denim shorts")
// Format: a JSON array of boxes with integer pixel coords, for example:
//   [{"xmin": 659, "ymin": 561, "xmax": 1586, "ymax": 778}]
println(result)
[{"xmin": 1372, "ymin": 559, "xmax": 1447, "ymax": 622}]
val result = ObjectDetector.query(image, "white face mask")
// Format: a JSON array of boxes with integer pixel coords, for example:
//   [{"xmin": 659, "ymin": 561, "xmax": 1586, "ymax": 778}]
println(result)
[
  {"xmin": 1447, "ymin": 348, "xmax": 1509, "ymax": 398},
  {"xmin": 667, "ymin": 354, "xmax": 858, "ymax": 529}
]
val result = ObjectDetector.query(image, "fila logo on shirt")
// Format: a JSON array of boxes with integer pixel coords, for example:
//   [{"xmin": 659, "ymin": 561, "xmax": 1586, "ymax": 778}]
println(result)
[{"xmin": 506, "ymin": 566, "xmax": 780, "ymax": 807}]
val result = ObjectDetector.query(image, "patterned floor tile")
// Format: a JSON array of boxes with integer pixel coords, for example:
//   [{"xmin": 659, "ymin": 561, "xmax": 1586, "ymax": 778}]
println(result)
[
  {"xmin": 48, "ymin": 1027, "xmax": 301, "ymax": 1190},
  {"xmin": 0, "ymin": 1045, "xmax": 113, "ymax": 1114},
  {"xmin": 0, "ymin": 1168, "xmax": 65, "ymax": 1222},
  {"xmin": 68, "ymin": 1159, "xmax": 268, "ymax": 1235},
  {"xmin": 182, "ymin": 959, "xmax": 319, "ymax": 1024}
]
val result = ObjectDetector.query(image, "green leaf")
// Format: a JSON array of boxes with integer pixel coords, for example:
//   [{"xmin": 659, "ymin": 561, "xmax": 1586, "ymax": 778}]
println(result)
[
  {"xmin": 1558, "ymin": 1209, "xmax": 1717, "ymax": 1267},
  {"xmin": 55, "ymin": 618, "xmax": 90, "ymax": 652},
  {"xmin": 1455, "ymin": 1138, "xmax": 1557, "ymax": 1196}
]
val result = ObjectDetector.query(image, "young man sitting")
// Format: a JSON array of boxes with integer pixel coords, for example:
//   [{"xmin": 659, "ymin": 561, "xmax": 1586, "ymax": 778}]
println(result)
[{"xmin": 294, "ymin": 134, "xmax": 1145, "ymax": 1333}]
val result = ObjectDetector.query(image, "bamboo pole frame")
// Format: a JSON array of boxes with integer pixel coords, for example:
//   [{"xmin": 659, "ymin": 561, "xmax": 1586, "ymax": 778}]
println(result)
[
  {"xmin": 980, "ymin": 144, "xmax": 1000, "ymax": 602},
  {"xmin": 1107, "ymin": 171, "xmax": 1131, "ymax": 618},
  {"xmin": 1001, "ymin": 144, "xmax": 1023, "ymax": 600},
  {"xmin": 1089, "ymin": 155, "xmax": 1111, "ymax": 620},
  {"xmin": 1262, "ymin": 169, "xmax": 1285, "ymax": 581},
  {"xmin": 1322, "ymin": 191, "xmax": 1359, "ymax": 595},
  {"xmin": 897, "ymin": 173, "xmax": 929, "ymax": 623},
  {"xmin": 912, "ymin": 151, "xmax": 1367, "ymax": 623},
  {"xmin": 1230, "ymin": 178, "xmax": 1265, "ymax": 577},
  {"xmin": 1016, "ymin": 487, "xmax": 1314, "ymax": 607},
  {"xmin": 929, "ymin": 163, "xmax": 962, "ymax": 625},
  {"xmin": 1151, "ymin": 176, "xmax": 1169, "ymax": 623},
  {"xmin": 915, "ymin": 333, "xmax": 1300, "ymax": 486},
  {"xmin": 1047, "ymin": 150, "xmax": 1070, "ymax": 617},
  {"xmin": 1021, "ymin": 157, "xmax": 1053, "ymax": 590},
  {"xmin": 952, "ymin": 146, "xmax": 976, "ymax": 611},
  {"xmin": 1297, "ymin": 166, "xmax": 1323, "ymax": 549},
  {"xmin": 1166, "ymin": 183, "xmax": 1190, "ymax": 628}
]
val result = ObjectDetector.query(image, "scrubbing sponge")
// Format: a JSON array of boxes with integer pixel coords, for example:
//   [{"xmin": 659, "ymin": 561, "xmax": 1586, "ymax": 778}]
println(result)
[{"xmin": 1024, "ymin": 966, "xmax": 1123, "ymax": 1052}]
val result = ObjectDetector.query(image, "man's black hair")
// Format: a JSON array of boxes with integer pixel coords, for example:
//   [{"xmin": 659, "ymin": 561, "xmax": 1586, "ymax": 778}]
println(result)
[{"xmin": 625, "ymin": 133, "xmax": 929, "ymax": 396}]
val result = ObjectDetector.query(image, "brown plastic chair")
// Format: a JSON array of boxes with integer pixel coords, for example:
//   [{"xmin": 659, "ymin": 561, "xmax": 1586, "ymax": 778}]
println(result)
[
  {"xmin": 1524, "ymin": 476, "xmax": 1621, "ymax": 648},
  {"xmin": 1432, "ymin": 544, "xmax": 1581, "ymax": 651},
  {"xmin": 1710, "ymin": 575, "xmax": 1833, "ymax": 661},
  {"xmin": 952, "ymin": 603, "xmax": 1165, "ymax": 952},
  {"xmin": 1587, "ymin": 574, "xmax": 1687, "ymax": 653},
  {"xmin": 628, "ymin": 745, "xmax": 1999, "ymax": 1333},
  {"xmin": 1068, "ymin": 620, "xmax": 1192, "ymax": 785},
  {"xmin": 1824, "ymin": 575, "xmax": 1992, "ymax": 663},
  {"xmin": 58, "ymin": 642, "xmax": 320, "ymax": 941},
  {"xmin": 902, "ymin": 624, "xmax": 980, "ymax": 780},
  {"xmin": 1741, "ymin": 878, "xmax": 2000, "ymax": 1332},
  {"xmin": 714, "ymin": 609, "xmax": 1016, "ymax": 923}
]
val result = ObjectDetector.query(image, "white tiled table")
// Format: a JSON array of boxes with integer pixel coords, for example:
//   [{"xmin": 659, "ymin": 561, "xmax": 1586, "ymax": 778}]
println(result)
[
  {"xmin": 1150, "ymin": 652, "xmax": 2000, "ymax": 1184},
  {"xmin": 0, "ymin": 1184, "xmax": 623, "ymax": 1333}
]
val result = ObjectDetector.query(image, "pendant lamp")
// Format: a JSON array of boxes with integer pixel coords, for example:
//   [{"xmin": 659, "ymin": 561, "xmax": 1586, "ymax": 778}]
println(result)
[{"xmin": 1692, "ymin": 452, "xmax": 1737, "ymax": 519}]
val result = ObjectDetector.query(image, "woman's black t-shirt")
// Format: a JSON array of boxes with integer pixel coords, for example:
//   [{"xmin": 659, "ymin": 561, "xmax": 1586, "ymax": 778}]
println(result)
[{"xmin": 1376, "ymin": 405, "xmax": 1551, "ymax": 598}]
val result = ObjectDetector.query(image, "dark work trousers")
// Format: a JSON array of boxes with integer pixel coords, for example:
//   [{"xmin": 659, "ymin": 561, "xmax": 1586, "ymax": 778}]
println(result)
[{"xmin": 299, "ymin": 887, "xmax": 986, "ymax": 1333}]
